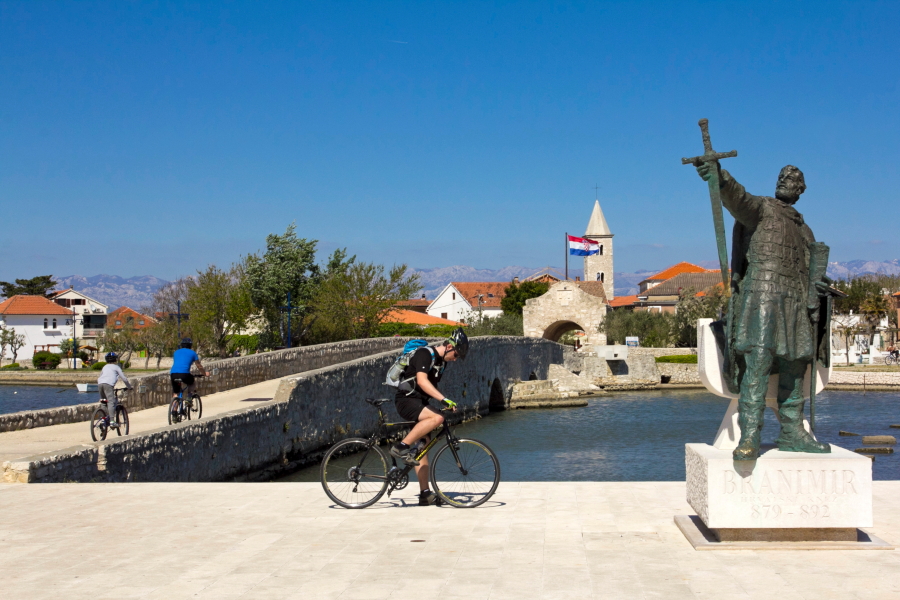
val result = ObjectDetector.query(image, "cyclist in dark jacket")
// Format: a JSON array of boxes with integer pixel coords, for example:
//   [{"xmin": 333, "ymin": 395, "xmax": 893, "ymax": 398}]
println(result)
[{"xmin": 390, "ymin": 328, "xmax": 469, "ymax": 505}]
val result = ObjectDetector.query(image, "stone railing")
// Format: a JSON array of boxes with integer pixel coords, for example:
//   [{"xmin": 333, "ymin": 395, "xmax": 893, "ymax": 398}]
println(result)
[
  {"xmin": 0, "ymin": 337, "xmax": 418, "ymax": 433},
  {"xmin": 4, "ymin": 337, "xmax": 563, "ymax": 483}
]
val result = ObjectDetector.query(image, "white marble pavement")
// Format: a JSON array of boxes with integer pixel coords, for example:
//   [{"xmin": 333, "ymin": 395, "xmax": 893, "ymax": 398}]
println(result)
[{"xmin": 2, "ymin": 481, "xmax": 899, "ymax": 600}]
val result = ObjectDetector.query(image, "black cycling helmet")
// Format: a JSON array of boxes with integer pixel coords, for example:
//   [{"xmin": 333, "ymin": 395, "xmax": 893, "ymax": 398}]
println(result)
[
  {"xmin": 180, "ymin": 338, "xmax": 193, "ymax": 348},
  {"xmin": 447, "ymin": 327, "xmax": 469, "ymax": 361},
  {"xmin": 105, "ymin": 352, "xmax": 118, "ymax": 363}
]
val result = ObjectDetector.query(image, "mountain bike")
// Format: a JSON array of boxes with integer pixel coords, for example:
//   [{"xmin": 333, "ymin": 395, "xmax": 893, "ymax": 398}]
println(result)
[
  {"xmin": 168, "ymin": 374, "xmax": 204, "ymax": 425},
  {"xmin": 320, "ymin": 397, "xmax": 501, "ymax": 509},
  {"xmin": 885, "ymin": 352, "xmax": 899, "ymax": 366},
  {"xmin": 90, "ymin": 388, "xmax": 130, "ymax": 442}
]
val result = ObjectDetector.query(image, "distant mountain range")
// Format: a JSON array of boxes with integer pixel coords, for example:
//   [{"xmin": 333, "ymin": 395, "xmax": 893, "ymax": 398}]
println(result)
[
  {"xmin": 54, "ymin": 275, "xmax": 170, "ymax": 310},
  {"xmin": 50, "ymin": 259, "xmax": 900, "ymax": 309}
]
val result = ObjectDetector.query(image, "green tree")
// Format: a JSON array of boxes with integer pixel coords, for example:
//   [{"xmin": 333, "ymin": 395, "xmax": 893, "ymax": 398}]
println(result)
[
  {"xmin": 245, "ymin": 223, "xmax": 321, "ymax": 348},
  {"xmin": 464, "ymin": 312, "xmax": 523, "ymax": 336},
  {"xmin": 0, "ymin": 275, "xmax": 56, "ymax": 298},
  {"xmin": 184, "ymin": 264, "xmax": 254, "ymax": 357},
  {"xmin": 672, "ymin": 286, "xmax": 729, "ymax": 347},
  {"xmin": 501, "ymin": 280, "xmax": 549, "ymax": 316},
  {"xmin": 138, "ymin": 320, "xmax": 177, "ymax": 369},
  {"xmin": 860, "ymin": 292, "xmax": 891, "ymax": 347},
  {"xmin": 312, "ymin": 260, "xmax": 422, "ymax": 341},
  {"xmin": 1, "ymin": 328, "xmax": 26, "ymax": 365},
  {"xmin": 599, "ymin": 309, "xmax": 676, "ymax": 347}
]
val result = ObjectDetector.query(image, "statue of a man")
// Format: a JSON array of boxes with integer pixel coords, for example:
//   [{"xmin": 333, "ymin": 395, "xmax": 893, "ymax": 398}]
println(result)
[{"xmin": 696, "ymin": 163, "xmax": 831, "ymax": 460}]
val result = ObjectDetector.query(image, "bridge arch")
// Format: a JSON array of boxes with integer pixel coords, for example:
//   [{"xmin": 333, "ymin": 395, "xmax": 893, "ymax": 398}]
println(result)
[{"xmin": 489, "ymin": 378, "xmax": 506, "ymax": 411}]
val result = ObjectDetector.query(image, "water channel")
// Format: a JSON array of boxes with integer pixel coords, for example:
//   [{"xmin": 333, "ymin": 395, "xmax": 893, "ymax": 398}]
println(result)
[
  {"xmin": 277, "ymin": 389, "xmax": 900, "ymax": 482},
  {"xmin": 0, "ymin": 385, "xmax": 85, "ymax": 414}
]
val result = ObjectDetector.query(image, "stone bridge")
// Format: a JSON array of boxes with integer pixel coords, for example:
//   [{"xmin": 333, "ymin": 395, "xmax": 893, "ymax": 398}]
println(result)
[{"xmin": 2, "ymin": 337, "xmax": 563, "ymax": 483}]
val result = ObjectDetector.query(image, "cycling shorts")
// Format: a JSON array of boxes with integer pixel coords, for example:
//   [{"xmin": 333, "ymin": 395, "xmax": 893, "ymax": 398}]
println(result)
[
  {"xmin": 395, "ymin": 398, "xmax": 439, "ymax": 422},
  {"xmin": 170, "ymin": 373, "xmax": 195, "ymax": 394}
]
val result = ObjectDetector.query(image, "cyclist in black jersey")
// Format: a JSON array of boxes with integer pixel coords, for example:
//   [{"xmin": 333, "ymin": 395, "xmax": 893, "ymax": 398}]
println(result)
[{"xmin": 390, "ymin": 328, "xmax": 469, "ymax": 505}]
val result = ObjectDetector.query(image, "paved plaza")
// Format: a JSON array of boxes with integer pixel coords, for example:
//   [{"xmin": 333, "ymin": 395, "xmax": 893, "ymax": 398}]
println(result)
[{"xmin": 2, "ymin": 481, "xmax": 899, "ymax": 599}]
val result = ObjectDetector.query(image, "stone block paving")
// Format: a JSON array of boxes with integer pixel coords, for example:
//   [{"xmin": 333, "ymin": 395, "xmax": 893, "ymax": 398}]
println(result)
[{"xmin": 3, "ymin": 481, "xmax": 900, "ymax": 599}]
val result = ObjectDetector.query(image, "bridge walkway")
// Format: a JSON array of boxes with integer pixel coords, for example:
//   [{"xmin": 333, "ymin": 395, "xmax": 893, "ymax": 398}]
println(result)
[{"xmin": 0, "ymin": 377, "xmax": 285, "ymax": 465}]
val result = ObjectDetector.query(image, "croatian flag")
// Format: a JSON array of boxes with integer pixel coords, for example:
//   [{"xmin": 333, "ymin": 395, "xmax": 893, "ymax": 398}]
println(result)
[{"xmin": 568, "ymin": 234, "xmax": 599, "ymax": 256}]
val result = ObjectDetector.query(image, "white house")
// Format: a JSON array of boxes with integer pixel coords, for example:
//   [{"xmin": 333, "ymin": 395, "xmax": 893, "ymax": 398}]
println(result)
[
  {"xmin": 49, "ymin": 288, "xmax": 109, "ymax": 345},
  {"xmin": 0, "ymin": 295, "xmax": 78, "ymax": 360},
  {"xmin": 426, "ymin": 282, "xmax": 507, "ymax": 323}
]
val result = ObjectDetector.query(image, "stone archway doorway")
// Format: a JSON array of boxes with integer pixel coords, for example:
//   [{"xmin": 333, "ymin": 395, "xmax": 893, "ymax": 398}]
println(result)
[{"xmin": 542, "ymin": 320, "xmax": 586, "ymax": 343}]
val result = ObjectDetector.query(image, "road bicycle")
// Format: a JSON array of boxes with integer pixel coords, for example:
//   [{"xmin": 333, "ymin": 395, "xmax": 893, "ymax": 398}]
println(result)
[
  {"xmin": 168, "ymin": 374, "xmax": 204, "ymax": 425},
  {"xmin": 90, "ymin": 388, "xmax": 130, "ymax": 442},
  {"xmin": 320, "ymin": 397, "xmax": 501, "ymax": 509}
]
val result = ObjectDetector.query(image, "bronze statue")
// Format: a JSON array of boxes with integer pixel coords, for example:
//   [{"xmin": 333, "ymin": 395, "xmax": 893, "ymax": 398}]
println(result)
[{"xmin": 685, "ymin": 120, "xmax": 831, "ymax": 460}]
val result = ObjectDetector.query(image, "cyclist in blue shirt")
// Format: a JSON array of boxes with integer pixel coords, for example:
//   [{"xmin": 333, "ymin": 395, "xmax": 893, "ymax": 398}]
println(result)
[{"xmin": 170, "ymin": 338, "xmax": 209, "ymax": 401}]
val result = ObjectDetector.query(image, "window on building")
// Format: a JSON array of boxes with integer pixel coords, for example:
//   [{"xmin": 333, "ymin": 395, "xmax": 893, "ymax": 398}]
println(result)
[
  {"xmin": 43, "ymin": 318, "xmax": 48, "ymax": 329},
  {"xmin": 52, "ymin": 318, "xmax": 57, "ymax": 328},
  {"xmin": 115, "ymin": 320, "xmax": 122, "ymax": 326},
  {"xmin": 139, "ymin": 320, "xmax": 145, "ymax": 325},
  {"xmin": 600, "ymin": 245, "xmax": 603, "ymax": 255},
  {"xmin": 441, "ymin": 313, "xmax": 448, "ymax": 319},
  {"xmin": 452, "ymin": 293, "xmax": 456, "ymax": 300},
  {"xmin": 600, "ymin": 273, "xmax": 605, "ymax": 283}
]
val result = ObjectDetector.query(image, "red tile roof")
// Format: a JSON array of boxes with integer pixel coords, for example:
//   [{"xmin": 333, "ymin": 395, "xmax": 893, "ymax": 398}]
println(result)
[
  {"xmin": 0, "ymin": 295, "xmax": 73, "ymax": 316},
  {"xmin": 395, "ymin": 298, "xmax": 431, "ymax": 308},
  {"xmin": 109, "ymin": 306, "xmax": 157, "ymax": 329},
  {"xmin": 609, "ymin": 294, "xmax": 639, "ymax": 308},
  {"xmin": 383, "ymin": 309, "xmax": 464, "ymax": 326},
  {"xmin": 575, "ymin": 281, "xmax": 609, "ymax": 303},
  {"xmin": 639, "ymin": 262, "xmax": 713, "ymax": 285},
  {"xmin": 451, "ymin": 282, "xmax": 508, "ymax": 308}
]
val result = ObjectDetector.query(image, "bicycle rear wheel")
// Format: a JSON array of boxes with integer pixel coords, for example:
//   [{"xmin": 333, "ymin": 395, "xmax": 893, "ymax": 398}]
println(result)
[
  {"xmin": 190, "ymin": 394, "xmax": 202, "ymax": 419},
  {"xmin": 430, "ymin": 438, "xmax": 500, "ymax": 508},
  {"xmin": 115, "ymin": 406, "xmax": 129, "ymax": 436},
  {"xmin": 168, "ymin": 400, "xmax": 184, "ymax": 425},
  {"xmin": 90, "ymin": 407, "xmax": 108, "ymax": 442},
  {"xmin": 320, "ymin": 438, "xmax": 389, "ymax": 509}
]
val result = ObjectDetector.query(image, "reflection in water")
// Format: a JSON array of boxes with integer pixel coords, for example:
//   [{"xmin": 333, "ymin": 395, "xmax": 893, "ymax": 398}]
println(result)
[{"xmin": 278, "ymin": 389, "xmax": 899, "ymax": 482}]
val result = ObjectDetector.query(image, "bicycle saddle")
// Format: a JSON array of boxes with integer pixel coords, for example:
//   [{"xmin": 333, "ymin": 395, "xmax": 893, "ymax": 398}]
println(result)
[{"xmin": 365, "ymin": 397, "xmax": 392, "ymax": 406}]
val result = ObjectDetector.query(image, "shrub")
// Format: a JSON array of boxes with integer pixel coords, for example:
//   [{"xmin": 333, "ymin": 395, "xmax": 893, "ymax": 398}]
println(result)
[
  {"xmin": 656, "ymin": 354, "xmax": 698, "ymax": 364},
  {"xmin": 91, "ymin": 361, "xmax": 107, "ymax": 370},
  {"xmin": 32, "ymin": 351, "xmax": 61, "ymax": 370},
  {"xmin": 1, "ymin": 363, "xmax": 21, "ymax": 369}
]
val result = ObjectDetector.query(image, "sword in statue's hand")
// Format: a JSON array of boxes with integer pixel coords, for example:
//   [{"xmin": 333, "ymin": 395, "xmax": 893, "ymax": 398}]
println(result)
[{"xmin": 681, "ymin": 118, "xmax": 737, "ymax": 297}]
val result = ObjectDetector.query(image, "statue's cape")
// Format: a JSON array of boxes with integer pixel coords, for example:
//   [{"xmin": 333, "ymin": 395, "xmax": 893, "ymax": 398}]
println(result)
[{"xmin": 713, "ymin": 220, "xmax": 831, "ymax": 395}]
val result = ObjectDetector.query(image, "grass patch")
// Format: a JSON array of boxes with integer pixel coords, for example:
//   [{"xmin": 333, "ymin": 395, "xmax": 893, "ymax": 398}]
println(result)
[{"xmin": 656, "ymin": 354, "xmax": 698, "ymax": 364}]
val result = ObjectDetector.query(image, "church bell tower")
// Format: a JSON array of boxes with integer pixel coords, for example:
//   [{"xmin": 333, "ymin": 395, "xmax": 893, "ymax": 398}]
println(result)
[{"xmin": 584, "ymin": 200, "xmax": 614, "ymax": 301}]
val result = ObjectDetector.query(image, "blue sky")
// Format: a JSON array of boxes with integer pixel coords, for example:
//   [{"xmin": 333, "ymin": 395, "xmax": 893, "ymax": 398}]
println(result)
[{"xmin": 1, "ymin": 1, "xmax": 898, "ymax": 281}]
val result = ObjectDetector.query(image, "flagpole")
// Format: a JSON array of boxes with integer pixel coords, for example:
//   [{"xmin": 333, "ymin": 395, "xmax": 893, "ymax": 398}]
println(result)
[{"xmin": 565, "ymin": 232, "xmax": 569, "ymax": 281}]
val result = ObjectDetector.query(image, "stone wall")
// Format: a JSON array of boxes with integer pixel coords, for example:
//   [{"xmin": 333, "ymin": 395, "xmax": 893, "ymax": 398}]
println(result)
[
  {"xmin": 629, "ymin": 347, "xmax": 696, "ymax": 358},
  {"xmin": 657, "ymin": 363, "xmax": 701, "ymax": 384},
  {"xmin": 523, "ymin": 281, "xmax": 607, "ymax": 346},
  {"xmin": 4, "ymin": 337, "xmax": 563, "ymax": 483},
  {"xmin": 0, "ymin": 337, "xmax": 418, "ymax": 433}
]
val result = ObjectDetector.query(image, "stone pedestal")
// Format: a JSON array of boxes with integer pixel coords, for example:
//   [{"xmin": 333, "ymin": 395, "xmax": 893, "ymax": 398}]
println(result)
[{"xmin": 686, "ymin": 443, "xmax": 873, "ymax": 541}]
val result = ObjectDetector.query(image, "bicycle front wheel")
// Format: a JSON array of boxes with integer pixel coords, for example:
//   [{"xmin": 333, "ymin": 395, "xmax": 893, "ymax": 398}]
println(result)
[
  {"xmin": 430, "ymin": 438, "xmax": 500, "ymax": 508},
  {"xmin": 115, "ymin": 406, "xmax": 130, "ymax": 436},
  {"xmin": 320, "ymin": 438, "xmax": 389, "ymax": 509},
  {"xmin": 190, "ymin": 395, "xmax": 202, "ymax": 419},
  {"xmin": 90, "ymin": 407, "xmax": 108, "ymax": 442}
]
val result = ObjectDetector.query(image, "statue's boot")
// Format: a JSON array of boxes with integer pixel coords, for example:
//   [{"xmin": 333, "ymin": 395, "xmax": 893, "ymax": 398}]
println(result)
[
  {"xmin": 733, "ymin": 402, "xmax": 764, "ymax": 460},
  {"xmin": 776, "ymin": 397, "xmax": 830, "ymax": 453}
]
